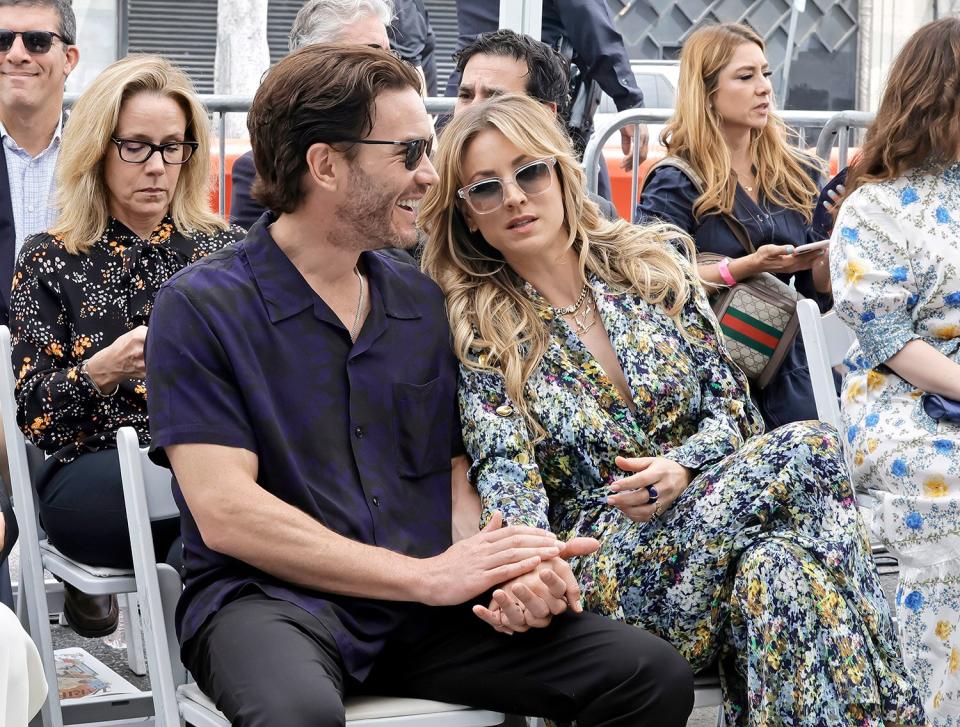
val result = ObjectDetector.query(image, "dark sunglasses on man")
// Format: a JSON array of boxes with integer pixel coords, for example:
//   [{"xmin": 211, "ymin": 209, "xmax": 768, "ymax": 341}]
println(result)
[
  {"xmin": 345, "ymin": 137, "xmax": 433, "ymax": 171},
  {"xmin": 0, "ymin": 29, "xmax": 68, "ymax": 54}
]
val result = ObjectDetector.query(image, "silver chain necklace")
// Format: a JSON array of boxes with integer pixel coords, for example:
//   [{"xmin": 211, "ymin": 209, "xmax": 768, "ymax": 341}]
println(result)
[{"xmin": 349, "ymin": 266, "xmax": 364, "ymax": 342}]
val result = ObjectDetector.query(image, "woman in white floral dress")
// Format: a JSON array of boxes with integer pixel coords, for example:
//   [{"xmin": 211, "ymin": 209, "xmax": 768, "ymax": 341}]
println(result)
[{"xmin": 830, "ymin": 17, "xmax": 960, "ymax": 724}]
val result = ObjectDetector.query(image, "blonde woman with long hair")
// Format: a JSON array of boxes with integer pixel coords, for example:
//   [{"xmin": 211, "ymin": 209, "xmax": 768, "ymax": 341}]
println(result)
[
  {"xmin": 421, "ymin": 93, "xmax": 924, "ymax": 726},
  {"xmin": 9, "ymin": 54, "xmax": 242, "ymax": 637},
  {"xmin": 636, "ymin": 22, "xmax": 829, "ymax": 429}
]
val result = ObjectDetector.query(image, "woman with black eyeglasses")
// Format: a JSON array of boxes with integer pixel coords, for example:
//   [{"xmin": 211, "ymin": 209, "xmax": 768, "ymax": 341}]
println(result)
[{"xmin": 8, "ymin": 54, "xmax": 242, "ymax": 638}]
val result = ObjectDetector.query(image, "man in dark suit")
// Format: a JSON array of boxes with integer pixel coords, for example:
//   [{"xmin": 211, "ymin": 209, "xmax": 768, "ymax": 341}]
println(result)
[
  {"xmin": 446, "ymin": 0, "xmax": 647, "ymax": 201},
  {"xmin": 0, "ymin": 0, "xmax": 79, "ymax": 324},
  {"xmin": 389, "ymin": 0, "xmax": 436, "ymax": 96}
]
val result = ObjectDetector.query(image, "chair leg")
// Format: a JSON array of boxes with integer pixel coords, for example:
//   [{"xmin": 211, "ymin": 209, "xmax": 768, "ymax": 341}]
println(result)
[
  {"xmin": 19, "ymin": 559, "xmax": 64, "ymax": 727},
  {"xmin": 123, "ymin": 592, "xmax": 148, "ymax": 676}
]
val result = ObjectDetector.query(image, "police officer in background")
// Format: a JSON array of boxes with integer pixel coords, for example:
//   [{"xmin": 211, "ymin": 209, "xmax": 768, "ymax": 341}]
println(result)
[
  {"xmin": 390, "ymin": 0, "xmax": 437, "ymax": 95},
  {"xmin": 444, "ymin": 0, "xmax": 647, "ymax": 200}
]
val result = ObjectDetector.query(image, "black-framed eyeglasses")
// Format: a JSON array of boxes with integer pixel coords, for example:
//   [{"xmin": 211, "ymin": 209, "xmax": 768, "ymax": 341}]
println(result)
[
  {"xmin": 110, "ymin": 138, "xmax": 198, "ymax": 165},
  {"xmin": 0, "ymin": 29, "xmax": 67, "ymax": 54},
  {"xmin": 457, "ymin": 157, "xmax": 557, "ymax": 214},
  {"xmin": 344, "ymin": 137, "xmax": 433, "ymax": 171}
]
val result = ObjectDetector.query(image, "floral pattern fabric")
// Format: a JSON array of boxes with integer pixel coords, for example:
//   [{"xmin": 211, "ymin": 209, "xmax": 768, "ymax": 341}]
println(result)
[
  {"xmin": 459, "ymin": 274, "xmax": 925, "ymax": 726},
  {"xmin": 10, "ymin": 216, "xmax": 244, "ymax": 462},
  {"xmin": 831, "ymin": 162, "xmax": 960, "ymax": 725}
]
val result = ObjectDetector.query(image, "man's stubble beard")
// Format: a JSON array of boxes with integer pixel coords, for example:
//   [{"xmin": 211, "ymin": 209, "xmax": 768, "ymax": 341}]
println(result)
[{"xmin": 330, "ymin": 161, "xmax": 421, "ymax": 252}]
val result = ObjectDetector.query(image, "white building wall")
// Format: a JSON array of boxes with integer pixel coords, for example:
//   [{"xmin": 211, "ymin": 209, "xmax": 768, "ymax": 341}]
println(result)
[{"xmin": 857, "ymin": 0, "xmax": 945, "ymax": 111}]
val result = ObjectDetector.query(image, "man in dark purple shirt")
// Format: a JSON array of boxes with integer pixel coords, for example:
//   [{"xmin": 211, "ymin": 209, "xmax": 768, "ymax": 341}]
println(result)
[{"xmin": 146, "ymin": 45, "xmax": 692, "ymax": 726}]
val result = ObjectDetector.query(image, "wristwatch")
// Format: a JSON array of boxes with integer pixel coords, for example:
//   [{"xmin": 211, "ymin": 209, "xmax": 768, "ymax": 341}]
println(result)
[{"xmin": 78, "ymin": 360, "xmax": 118, "ymax": 398}]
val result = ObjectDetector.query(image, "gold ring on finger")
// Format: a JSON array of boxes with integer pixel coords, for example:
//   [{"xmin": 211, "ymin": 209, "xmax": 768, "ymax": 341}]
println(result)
[{"xmin": 653, "ymin": 501, "xmax": 664, "ymax": 518}]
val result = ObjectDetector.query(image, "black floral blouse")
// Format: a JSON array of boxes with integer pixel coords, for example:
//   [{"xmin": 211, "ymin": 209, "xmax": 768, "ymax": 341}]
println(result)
[{"xmin": 10, "ymin": 216, "xmax": 245, "ymax": 462}]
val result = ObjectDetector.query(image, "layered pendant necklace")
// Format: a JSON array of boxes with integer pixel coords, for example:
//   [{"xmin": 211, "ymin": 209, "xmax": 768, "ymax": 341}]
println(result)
[{"xmin": 552, "ymin": 282, "xmax": 597, "ymax": 336}]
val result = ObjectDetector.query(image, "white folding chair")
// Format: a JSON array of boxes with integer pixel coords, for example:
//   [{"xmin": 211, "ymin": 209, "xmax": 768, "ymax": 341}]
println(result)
[
  {"xmin": 116, "ymin": 426, "xmax": 504, "ymax": 727},
  {"xmin": 0, "ymin": 326, "xmax": 154, "ymax": 727},
  {"xmin": 797, "ymin": 300, "xmax": 894, "ymax": 564},
  {"xmin": 796, "ymin": 299, "xmax": 856, "ymax": 431}
]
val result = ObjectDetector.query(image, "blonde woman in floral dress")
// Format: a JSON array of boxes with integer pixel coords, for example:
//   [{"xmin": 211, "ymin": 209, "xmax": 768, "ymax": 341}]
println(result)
[
  {"xmin": 830, "ymin": 18, "xmax": 960, "ymax": 725},
  {"xmin": 421, "ymin": 92, "xmax": 925, "ymax": 727}
]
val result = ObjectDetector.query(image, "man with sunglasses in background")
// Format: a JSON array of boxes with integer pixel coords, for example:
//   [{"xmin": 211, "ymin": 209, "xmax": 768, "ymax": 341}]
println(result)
[
  {"xmin": 0, "ymin": 0, "xmax": 77, "ymax": 324},
  {"xmin": 145, "ymin": 45, "xmax": 693, "ymax": 727}
]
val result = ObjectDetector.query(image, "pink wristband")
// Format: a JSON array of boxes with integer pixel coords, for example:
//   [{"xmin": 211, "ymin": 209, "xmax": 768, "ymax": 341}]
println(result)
[{"xmin": 717, "ymin": 257, "xmax": 737, "ymax": 286}]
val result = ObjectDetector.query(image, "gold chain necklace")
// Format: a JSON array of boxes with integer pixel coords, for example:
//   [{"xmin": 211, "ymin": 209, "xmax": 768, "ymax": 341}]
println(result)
[
  {"xmin": 551, "ymin": 284, "xmax": 597, "ymax": 335},
  {"xmin": 569, "ymin": 292, "xmax": 597, "ymax": 335},
  {"xmin": 551, "ymin": 283, "xmax": 589, "ymax": 316}
]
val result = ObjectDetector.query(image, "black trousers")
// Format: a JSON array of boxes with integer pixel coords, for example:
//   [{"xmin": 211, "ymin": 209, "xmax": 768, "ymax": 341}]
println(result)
[
  {"xmin": 37, "ymin": 449, "xmax": 181, "ymax": 570},
  {"xmin": 184, "ymin": 591, "xmax": 694, "ymax": 727}
]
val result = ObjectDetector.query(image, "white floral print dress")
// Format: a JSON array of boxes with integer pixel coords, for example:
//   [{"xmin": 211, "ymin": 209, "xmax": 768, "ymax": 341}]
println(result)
[{"xmin": 831, "ymin": 162, "xmax": 960, "ymax": 725}]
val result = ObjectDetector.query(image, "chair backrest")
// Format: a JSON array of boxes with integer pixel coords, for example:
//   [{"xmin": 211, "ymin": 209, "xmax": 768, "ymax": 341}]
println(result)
[
  {"xmin": 0, "ymin": 325, "xmax": 64, "ymax": 727},
  {"xmin": 117, "ymin": 426, "xmax": 184, "ymax": 725},
  {"xmin": 796, "ymin": 298, "xmax": 856, "ymax": 429}
]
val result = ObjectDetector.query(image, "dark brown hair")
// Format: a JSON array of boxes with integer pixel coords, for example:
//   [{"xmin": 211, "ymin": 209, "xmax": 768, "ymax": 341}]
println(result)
[
  {"xmin": 846, "ymin": 17, "xmax": 960, "ymax": 196},
  {"xmin": 247, "ymin": 43, "xmax": 422, "ymax": 213}
]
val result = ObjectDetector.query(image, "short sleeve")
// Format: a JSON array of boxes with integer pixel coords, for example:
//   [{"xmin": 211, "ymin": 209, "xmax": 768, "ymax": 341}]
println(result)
[
  {"xmin": 829, "ymin": 185, "xmax": 919, "ymax": 368},
  {"xmin": 634, "ymin": 165, "xmax": 698, "ymax": 231},
  {"xmin": 145, "ymin": 284, "xmax": 257, "ymax": 466}
]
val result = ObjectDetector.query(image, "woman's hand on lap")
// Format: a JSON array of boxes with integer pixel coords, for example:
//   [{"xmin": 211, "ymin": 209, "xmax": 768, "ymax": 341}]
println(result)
[{"xmin": 608, "ymin": 456, "xmax": 692, "ymax": 523}]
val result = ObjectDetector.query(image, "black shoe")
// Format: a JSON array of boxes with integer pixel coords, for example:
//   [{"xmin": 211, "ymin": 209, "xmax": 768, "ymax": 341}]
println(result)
[{"xmin": 63, "ymin": 583, "xmax": 118, "ymax": 638}]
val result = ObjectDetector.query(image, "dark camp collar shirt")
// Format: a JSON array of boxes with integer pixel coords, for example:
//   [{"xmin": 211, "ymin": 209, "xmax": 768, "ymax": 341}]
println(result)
[{"xmin": 146, "ymin": 214, "xmax": 460, "ymax": 681}]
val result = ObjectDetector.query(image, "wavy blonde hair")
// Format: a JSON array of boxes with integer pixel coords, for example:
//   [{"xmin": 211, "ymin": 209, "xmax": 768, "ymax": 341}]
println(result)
[
  {"xmin": 421, "ymin": 94, "xmax": 698, "ymax": 438},
  {"xmin": 664, "ymin": 23, "xmax": 820, "ymax": 223},
  {"xmin": 50, "ymin": 54, "xmax": 226, "ymax": 254}
]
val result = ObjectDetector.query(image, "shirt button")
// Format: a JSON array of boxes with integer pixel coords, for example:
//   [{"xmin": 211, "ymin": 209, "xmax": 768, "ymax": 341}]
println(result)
[
  {"xmin": 372, "ymin": 496, "xmax": 380, "ymax": 507},
  {"xmin": 495, "ymin": 405, "xmax": 513, "ymax": 417},
  {"xmin": 27, "ymin": 205, "xmax": 34, "ymax": 212},
  {"xmin": 354, "ymin": 426, "xmax": 364, "ymax": 438}
]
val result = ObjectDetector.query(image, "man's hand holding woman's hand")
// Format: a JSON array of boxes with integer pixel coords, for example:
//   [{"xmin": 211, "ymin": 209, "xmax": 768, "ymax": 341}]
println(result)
[{"xmin": 473, "ymin": 536, "xmax": 599, "ymax": 634}]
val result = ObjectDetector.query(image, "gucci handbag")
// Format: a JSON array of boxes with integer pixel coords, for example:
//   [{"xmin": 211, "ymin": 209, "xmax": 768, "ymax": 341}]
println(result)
[
  {"xmin": 696, "ymin": 253, "xmax": 801, "ymax": 388},
  {"xmin": 645, "ymin": 156, "xmax": 803, "ymax": 388}
]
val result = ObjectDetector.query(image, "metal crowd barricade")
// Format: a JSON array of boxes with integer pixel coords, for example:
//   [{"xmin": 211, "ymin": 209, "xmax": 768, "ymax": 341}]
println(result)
[
  {"xmin": 582, "ymin": 108, "xmax": 839, "ymax": 214},
  {"xmin": 66, "ymin": 88, "xmax": 875, "ymax": 218},
  {"xmin": 64, "ymin": 93, "xmax": 456, "ymax": 215},
  {"xmin": 813, "ymin": 110, "xmax": 874, "ymax": 170}
]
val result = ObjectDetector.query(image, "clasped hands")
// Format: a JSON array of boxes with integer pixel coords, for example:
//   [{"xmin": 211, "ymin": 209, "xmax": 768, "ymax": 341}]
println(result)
[{"xmin": 472, "ymin": 456, "xmax": 691, "ymax": 635}]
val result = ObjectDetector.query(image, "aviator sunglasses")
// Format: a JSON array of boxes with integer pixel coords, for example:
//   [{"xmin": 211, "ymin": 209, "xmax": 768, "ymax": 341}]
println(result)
[
  {"xmin": 0, "ymin": 29, "xmax": 67, "ymax": 54},
  {"xmin": 457, "ymin": 157, "xmax": 557, "ymax": 214},
  {"xmin": 344, "ymin": 137, "xmax": 433, "ymax": 171}
]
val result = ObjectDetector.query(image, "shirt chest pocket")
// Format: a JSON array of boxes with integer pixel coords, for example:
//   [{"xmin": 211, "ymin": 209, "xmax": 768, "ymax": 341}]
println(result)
[{"xmin": 392, "ymin": 377, "xmax": 453, "ymax": 479}]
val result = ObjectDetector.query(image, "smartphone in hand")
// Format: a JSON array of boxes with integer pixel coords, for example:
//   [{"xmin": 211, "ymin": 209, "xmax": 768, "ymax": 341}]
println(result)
[{"xmin": 793, "ymin": 239, "xmax": 829, "ymax": 255}]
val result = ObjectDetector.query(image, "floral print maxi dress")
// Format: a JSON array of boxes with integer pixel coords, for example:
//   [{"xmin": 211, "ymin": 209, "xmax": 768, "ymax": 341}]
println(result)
[
  {"xmin": 459, "ymin": 275, "xmax": 925, "ymax": 726},
  {"xmin": 830, "ymin": 163, "xmax": 960, "ymax": 725}
]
